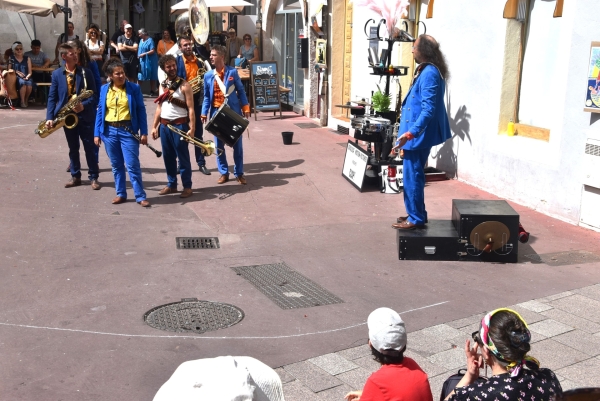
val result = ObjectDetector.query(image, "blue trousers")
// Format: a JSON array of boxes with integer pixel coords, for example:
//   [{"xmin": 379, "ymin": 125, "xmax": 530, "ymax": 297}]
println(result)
[
  {"xmin": 159, "ymin": 123, "xmax": 192, "ymax": 189},
  {"xmin": 211, "ymin": 108, "xmax": 244, "ymax": 177},
  {"xmin": 193, "ymin": 102, "xmax": 206, "ymax": 167},
  {"xmin": 102, "ymin": 125, "xmax": 147, "ymax": 202},
  {"xmin": 64, "ymin": 120, "xmax": 99, "ymax": 180},
  {"xmin": 403, "ymin": 148, "xmax": 431, "ymax": 225}
]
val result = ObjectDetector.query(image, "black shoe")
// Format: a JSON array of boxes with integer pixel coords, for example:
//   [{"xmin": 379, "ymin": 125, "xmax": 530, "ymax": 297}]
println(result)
[{"xmin": 199, "ymin": 165, "xmax": 211, "ymax": 175}]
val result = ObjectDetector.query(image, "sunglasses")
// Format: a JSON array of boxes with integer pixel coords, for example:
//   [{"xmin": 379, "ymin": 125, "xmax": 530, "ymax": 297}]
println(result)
[
  {"xmin": 89, "ymin": 31, "xmax": 98, "ymax": 35},
  {"xmin": 244, "ymin": 38, "xmax": 251, "ymax": 40},
  {"xmin": 14, "ymin": 48, "xmax": 23, "ymax": 51}
]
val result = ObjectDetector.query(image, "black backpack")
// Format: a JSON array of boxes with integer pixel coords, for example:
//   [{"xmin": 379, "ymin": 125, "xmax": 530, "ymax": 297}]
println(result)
[{"xmin": 439, "ymin": 369, "xmax": 487, "ymax": 401}]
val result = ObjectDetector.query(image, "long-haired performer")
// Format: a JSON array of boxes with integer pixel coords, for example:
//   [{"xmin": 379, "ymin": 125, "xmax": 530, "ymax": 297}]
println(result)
[
  {"xmin": 45, "ymin": 43, "xmax": 100, "ymax": 189},
  {"xmin": 151, "ymin": 54, "xmax": 195, "ymax": 199},
  {"xmin": 94, "ymin": 59, "xmax": 150, "ymax": 207}
]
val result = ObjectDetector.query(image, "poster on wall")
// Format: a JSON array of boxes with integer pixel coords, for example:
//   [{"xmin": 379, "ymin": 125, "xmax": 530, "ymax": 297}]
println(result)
[
  {"xmin": 584, "ymin": 41, "xmax": 600, "ymax": 114},
  {"xmin": 315, "ymin": 39, "xmax": 326, "ymax": 66}
]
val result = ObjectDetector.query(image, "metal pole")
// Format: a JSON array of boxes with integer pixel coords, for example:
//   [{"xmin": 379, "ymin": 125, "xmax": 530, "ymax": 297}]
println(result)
[{"xmin": 64, "ymin": 0, "xmax": 69, "ymax": 43}]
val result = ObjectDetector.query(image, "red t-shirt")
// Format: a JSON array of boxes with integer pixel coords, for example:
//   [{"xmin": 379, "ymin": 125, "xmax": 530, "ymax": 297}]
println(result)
[{"xmin": 360, "ymin": 358, "xmax": 433, "ymax": 401}]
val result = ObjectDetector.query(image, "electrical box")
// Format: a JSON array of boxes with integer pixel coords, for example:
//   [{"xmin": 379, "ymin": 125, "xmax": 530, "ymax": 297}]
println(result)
[{"xmin": 297, "ymin": 38, "xmax": 308, "ymax": 69}]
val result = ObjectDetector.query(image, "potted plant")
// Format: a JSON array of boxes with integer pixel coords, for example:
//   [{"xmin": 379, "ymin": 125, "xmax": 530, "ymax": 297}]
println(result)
[{"xmin": 371, "ymin": 88, "xmax": 397, "ymax": 122}]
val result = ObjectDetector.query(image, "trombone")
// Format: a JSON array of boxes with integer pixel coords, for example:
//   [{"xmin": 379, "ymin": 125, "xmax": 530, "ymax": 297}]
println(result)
[{"xmin": 167, "ymin": 124, "xmax": 222, "ymax": 157}]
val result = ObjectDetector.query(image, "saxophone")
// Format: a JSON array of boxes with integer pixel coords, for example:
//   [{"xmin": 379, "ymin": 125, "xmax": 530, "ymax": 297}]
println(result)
[{"xmin": 35, "ymin": 67, "xmax": 94, "ymax": 138}]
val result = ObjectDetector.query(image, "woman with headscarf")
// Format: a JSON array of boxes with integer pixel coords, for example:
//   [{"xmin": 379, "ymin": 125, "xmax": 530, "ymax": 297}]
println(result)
[
  {"xmin": 137, "ymin": 28, "xmax": 158, "ymax": 96},
  {"xmin": 94, "ymin": 59, "xmax": 150, "ymax": 207},
  {"xmin": 8, "ymin": 42, "xmax": 33, "ymax": 107},
  {"xmin": 444, "ymin": 308, "xmax": 562, "ymax": 401}
]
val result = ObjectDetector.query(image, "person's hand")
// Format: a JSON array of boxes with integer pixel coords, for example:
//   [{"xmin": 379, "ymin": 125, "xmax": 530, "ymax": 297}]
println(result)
[
  {"xmin": 464, "ymin": 339, "xmax": 483, "ymax": 380},
  {"xmin": 345, "ymin": 390, "xmax": 362, "ymax": 401},
  {"xmin": 243, "ymin": 110, "xmax": 250, "ymax": 119},
  {"xmin": 151, "ymin": 127, "xmax": 159, "ymax": 140},
  {"xmin": 94, "ymin": 137, "xmax": 101, "ymax": 147},
  {"xmin": 72, "ymin": 103, "xmax": 84, "ymax": 113},
  {"xmin": 200, "ymin": 115, "xmax": 207, "ymax": 124},
  {"xmin": 45, "ymin": 120, "xmax": 54, "ymax": 129},
  {"xmin": 187, "ymin": 129, "xmax": 194, "ymax": 139},
  {"xmin": 140, "ymin": 135, "xmax": 148, "ymax": 145},
  {"xmin": 16, "ymin": 71, "xmax": 25, "ymax": 78}
]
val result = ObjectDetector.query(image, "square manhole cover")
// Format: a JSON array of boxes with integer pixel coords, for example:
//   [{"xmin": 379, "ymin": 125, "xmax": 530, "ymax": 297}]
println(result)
[
  {"xmin": 294, "ymin": 123, "xmax": 320, "ymax": 129},
  {"xmin": 523, "ymin": 250, "xmax": 600, "ymax": 266},
  {"xmin": 231, "ymin": 262, "xmax": 344, "ymax": 309},
  {"xmin": 176, "ymin": 237, "xmax": 220, "ymax": 249}
]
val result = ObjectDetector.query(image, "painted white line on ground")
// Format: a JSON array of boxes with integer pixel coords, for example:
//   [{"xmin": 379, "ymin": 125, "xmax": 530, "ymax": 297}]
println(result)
[
  {"xmin": 0, "ymin": 301, "xmax": 448, "ymax": 340},
  {"xmin": 0, "ymin": 124, "xmax": 38, "ymax": 130}
]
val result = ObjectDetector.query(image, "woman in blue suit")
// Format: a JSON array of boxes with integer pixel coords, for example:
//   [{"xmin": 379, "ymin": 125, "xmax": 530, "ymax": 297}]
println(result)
[{"xmin": 94, "ymin": 59, "xmax": 150, "ymax": 207}]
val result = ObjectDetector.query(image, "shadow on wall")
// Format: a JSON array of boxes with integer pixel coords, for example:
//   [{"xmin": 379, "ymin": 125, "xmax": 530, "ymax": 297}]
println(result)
[{"xmin": 432, "ymin": 92, "xmax": 472, "ymax": 179}]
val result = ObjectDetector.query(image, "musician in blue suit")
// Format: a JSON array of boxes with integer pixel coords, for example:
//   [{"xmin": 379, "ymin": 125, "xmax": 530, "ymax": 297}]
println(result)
[
  {"xmin": 45, "ymin": 43, "xmax": 100, "ymax": 189},
  {"xmin": 201, "ymin": 45, "xmax": 250, "ymax": 185},
  {"xmin": 392, "ymin": 35, "xmax": 451, "ymax": 230}
]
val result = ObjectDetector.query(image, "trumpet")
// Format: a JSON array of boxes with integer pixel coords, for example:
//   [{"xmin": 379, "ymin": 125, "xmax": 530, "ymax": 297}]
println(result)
[{"xmin": 167, "ymin": 124, "xmax": 222, "ymax": 156}]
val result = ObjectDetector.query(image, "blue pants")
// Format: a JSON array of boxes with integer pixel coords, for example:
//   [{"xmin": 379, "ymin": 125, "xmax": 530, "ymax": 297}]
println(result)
[
  {"xmin": 193, "ymin": 102, "xmax": 206, "ymax": 167},
  {"xmin": 102, "ymin": 125, "xmax": 147, "ymax": 202},
  {"xmin": 211, "ymin": 108, "xmax": 244, "ymax": 177},
  {"xmin": 403, "ymin": 148, "xmax": 430, "ymax": 225},
  {"xmin": 159, "ymin": 123, "xmax": 192, "ymax": 189},
  {"xmin": 65, "ymin": 120, "xmax": 99, "ymax": 180}
]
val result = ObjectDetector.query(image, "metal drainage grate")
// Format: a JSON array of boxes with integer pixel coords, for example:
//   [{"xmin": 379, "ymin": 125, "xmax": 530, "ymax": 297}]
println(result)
[
  {"xmin": 523, "ymin": 250, "xmax": 600, "ymax": 266},
  {"xmin": 176, "ymin": 237, "xmax": 220, "ymax": 249},
  {"xmin": 232, "ymin": 262, "xmax": 344, "ymax": 310},
  {"xmin": 144, "ymin": 298, "xmax": 244, "ymax": 334},
  {"xmin": 294, "ymin": 122, "xmax": 320, "ymax": 129},
  {"xmin": 585, "ymin": 143, "xmax": 600, "ymax": 157},
  {"xmin": 337, "ymin": 125, "xmax": 350, "ymax": 135}
]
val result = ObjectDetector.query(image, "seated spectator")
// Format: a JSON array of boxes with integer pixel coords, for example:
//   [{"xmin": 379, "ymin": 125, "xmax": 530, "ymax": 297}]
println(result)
[
  {"xmin": 237, "ymin": 34, "xmax": 259, "ymax": 67},
  {"xmin": 157, "ymin": 29, "xmax": 175, "ymax": 57},
  {"xmin": 25, "ymin": 39, "xmax": 51, "ymax": 87},
  {"xmin": 8, "ymin": 42, "xmax": 33, "ymax": 107},
  {"xmin": 345, "ymin": 308, "xmax": 433, "ymax": 401},
  {"xmin": 444, "ymin": 308, "xmax": 562, "ymax": 401},
  {"xmin": 153, "ymin": 356, "xmax": 284, "ymax": 401}
]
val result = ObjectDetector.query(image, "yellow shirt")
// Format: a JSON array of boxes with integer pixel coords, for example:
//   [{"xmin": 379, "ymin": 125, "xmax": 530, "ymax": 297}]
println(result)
[{"xmin": 105, "ymin": 85, "xmax": 130, "ymax": 122}]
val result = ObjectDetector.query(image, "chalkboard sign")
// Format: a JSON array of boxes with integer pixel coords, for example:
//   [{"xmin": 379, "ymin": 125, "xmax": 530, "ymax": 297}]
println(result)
[{"xmin": 250, "ymin": 61, "xmax": 282, "ymax": 120}]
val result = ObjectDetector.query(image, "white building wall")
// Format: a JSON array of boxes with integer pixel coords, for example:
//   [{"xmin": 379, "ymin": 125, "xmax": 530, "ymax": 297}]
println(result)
[{"xmin": 403, "ymin": 0, "xmax": 599, "ymax": 225}]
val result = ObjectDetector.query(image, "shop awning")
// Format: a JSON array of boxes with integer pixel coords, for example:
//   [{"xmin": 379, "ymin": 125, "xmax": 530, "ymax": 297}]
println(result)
[
  {"xmin": 171, "ymin": 0, "xmax": 254, "ymax": 15},
  {"xmin": 0, "ymin": 0, "xmax": 62, "ymax": 17}
]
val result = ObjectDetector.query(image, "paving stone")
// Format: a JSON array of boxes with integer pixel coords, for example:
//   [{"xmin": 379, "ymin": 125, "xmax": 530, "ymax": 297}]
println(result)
[
  {"xmin": 283, "ymin": 361, "xmax": 343, "ymax": 393},
  {"xmin": 308, "ymin": 353, "xmax": 359, "ymax": 375},
  {"xmin": 530, "ymin": 330, "xmax": 547, "ymax": 344},
  {"xmin": 283, "ymin": 380, "xmax": 319, "ymax": 401},
  {"xmin": 549, "ymin": 294, "xmax": 600, "ymax": 323},
  {"xmin": 517, "ymin": 300, "xmax": 553, "ymax": 313},
  {"xmin": 529, "ymin": 319, "xmax": 574, "ymax": 337},
  {"xmin": 530, "ymin": 339, "xmax": 590, "ymax": 371},
  {"xmin": 335, "ymin": 344, "xmax": 371, "ymax": 361},
  {"xmin": 316, "ymin": 382, "xmax": 353, "ymax": 401},
  {"xmin": 421, "ymin": 324, "xmax": 464, "ymax": 341},
  {"xmin": 553, "ymin": 373, "xmax": 583, "ymax": 391},
  {"xmin": 555, "ymin": 356, "xmax": 600, "ymax": 388},
  {"xmin": 459, "ymin": 322, "xmax": 481, "ymax": 338},
  {"xmin": 446, "ymin": 314, "xmax": 482, "ymax": 329},
  {"xmin": 405, "ymin": 350, "xmax": 451, "ymax": 378},
  {"xmin": 573, "ymin": 284, "xmax": 600, "ymax": 302},
  {"xmin": 274, "ymin": 367, "xmax": 296, "ymax": 384},
  {"xmin": 537, "ymin": 291, "xmax": 574, "ymax": 303},
  {"xmin": 540, "ymin": 308, "xmax": 600, "ymax": 334},
  {"xmin": 427, "ymin": 347, "xmax": 466, "ymax": 371},
  {"xmin": 407, "ymin": 330, "xmax": 453, "ymax": 357},
  {"xmin": 506, "ymin": 304, "xmax": 547, "ymax": 323},
  {"xmin": 335, "ymin": 366, "xmax": 373, "ymax": 390},
  {"xmin": 352, "ymin": 355, "xmax": 380, "ymax": 374},
  {"xmin": 553, "ymin": 330, "xmax": 600, "ymax": 356}
]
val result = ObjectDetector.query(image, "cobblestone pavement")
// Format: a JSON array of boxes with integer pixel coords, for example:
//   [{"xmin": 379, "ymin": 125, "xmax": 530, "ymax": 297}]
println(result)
[{"xmin": 278, "ymin": 284, "xmax": 600, "ymax": 400}]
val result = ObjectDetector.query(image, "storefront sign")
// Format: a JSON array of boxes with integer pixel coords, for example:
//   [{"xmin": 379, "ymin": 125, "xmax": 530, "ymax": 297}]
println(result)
[{"xmin": 250, "ymin": 61, "xmax": 282, "ymax": 115}]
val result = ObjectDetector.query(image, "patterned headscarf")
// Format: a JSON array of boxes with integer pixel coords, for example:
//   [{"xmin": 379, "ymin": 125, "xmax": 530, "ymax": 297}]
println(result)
[{"xmin": 479, "ymin": 308, "xmax": 540, "ymax": 377}]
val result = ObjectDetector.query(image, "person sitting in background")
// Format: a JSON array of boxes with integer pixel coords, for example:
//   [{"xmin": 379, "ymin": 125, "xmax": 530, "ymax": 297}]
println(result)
[
  {"xmin": 85, "ymin": 24, "xmax": 105, "ymax": 77},
  {"xmin": 238, "ymin": 34, "xmax": 259, "ymax": 67},
  {"xmin": 137, "ymin": 28, "xmax": 158, "ymax": 96},
  {"xmin": 25, "ymin": 39, "xmax": 50, "ymax": 69},
  {"xmin": 444, "ymin": 308, "xmax": 562, "ymax": 401},
  {"xmin": 157, "ymin": 29, "xmax": 175, "ymax": 57},
  {"xmin": 345, "ymin": 308, "xmax": 433, "ymax": 401},
  {"xmin": 8, "ymin": 42, "xmax": 33, "ymax": 108}
]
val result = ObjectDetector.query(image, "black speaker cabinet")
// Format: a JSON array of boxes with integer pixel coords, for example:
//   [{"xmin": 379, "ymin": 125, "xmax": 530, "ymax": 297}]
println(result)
[
  {"xmin": 397, "ymin": 220, "xmax": 461, "ymax": 261},
  {"xmin": 452, "ymin": 199, "xmax": 520, "ymax": 263}
]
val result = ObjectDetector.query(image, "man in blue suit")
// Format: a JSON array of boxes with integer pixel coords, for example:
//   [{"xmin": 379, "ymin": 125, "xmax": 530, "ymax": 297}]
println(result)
[
  {"xmin": 392, "ymin": 35, "xmax": 451, "ymax": 230},
  {"xmin": 46, "ymin": 43, "xmax": 99, "ymax": 189},
  {"xmin": 201, "ymin": 45, "xmax": 250, "ymax": 185}
]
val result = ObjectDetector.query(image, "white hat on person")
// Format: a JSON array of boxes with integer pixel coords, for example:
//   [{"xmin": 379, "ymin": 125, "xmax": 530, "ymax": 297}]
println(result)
[
  {"xmin": 368, "ymin": 307, "xmax": 407, "ymax": 353},
  {"xmin": 124, "ymin": 24, "xmax": 132, "ymax": 29}
]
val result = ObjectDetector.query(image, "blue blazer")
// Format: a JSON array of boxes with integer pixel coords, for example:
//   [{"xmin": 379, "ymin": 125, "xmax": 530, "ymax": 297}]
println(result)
[
  {"xmin": 46, "ymin": 66, "xmax": 97, "ymax": 124},
  {"xmin": 399, "ymin": 64, "xmax": 451, "ymax": 151},
  {"xmin": 202, "ymin": 66, "xmax": 249, "ymax": 117},
  {"xmin": 94, "ymin": 81, "xmax": 148, "ymax": 137}
]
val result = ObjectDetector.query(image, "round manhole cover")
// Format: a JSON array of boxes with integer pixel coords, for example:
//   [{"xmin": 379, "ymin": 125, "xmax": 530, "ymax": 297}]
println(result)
[{"xmin": 144, "ymin": 298, "xmax": 244, "ymax": 334}]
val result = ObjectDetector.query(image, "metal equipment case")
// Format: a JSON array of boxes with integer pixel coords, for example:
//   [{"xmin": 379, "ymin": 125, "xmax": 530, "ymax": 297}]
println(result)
[{"xmin": 397, "ymin": 220, "xmax": 460, "ymax": 261}]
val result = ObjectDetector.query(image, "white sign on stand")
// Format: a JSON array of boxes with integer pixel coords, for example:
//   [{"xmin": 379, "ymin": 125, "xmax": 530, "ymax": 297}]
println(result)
[{"xmin": 342, "ymin": 141, "xmax": 369, "ymax": 191}]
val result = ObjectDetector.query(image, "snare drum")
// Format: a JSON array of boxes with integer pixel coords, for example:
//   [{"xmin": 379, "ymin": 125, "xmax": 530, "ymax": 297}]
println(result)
[
  {"xmin": 363, "ymin": 117, "xmax": 390, "ymax": 133},
  {"xmin": 350, "ymin": 117, "xmax": 365, "ymax": 130},
  {"xmin": 205, "ymin": 103, "xmax": 249, "ymax": 147}
]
